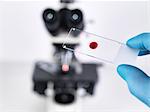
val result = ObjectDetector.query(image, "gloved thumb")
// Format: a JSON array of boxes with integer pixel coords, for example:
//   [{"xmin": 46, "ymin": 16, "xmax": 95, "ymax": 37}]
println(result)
[{"xmin": 117, "ymin": 64, "xmax": 150, "ymax": 107}]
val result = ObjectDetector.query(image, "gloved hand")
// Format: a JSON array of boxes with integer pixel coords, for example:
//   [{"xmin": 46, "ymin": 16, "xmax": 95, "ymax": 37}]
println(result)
[{"xmin": 117, "ymin": 33, "xmax": 150, "ymax": 107}]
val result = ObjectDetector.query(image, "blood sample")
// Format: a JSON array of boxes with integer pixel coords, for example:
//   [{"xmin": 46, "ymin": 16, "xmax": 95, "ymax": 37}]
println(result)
[{"xmin": 89, "ymin": 42, "xmax": 98, "ymax": 49}]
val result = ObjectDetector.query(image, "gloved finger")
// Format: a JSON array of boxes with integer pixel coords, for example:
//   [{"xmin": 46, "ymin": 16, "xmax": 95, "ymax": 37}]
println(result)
[
  {"xmin": 126, "ymin": 33, "xmax": 150, "ymax": 56},
  {"xmin": 117, "ymin": 64, "xmax": 150, "ymax": 107},
  {"xmin": 138, "ymin": 50, "xmax": 150, "ymax": 56}
]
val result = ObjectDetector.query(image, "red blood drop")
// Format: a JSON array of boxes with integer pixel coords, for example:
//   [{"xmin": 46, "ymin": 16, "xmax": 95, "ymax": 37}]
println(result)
[{"xmin": 89, "ymin": 42, "xmax": 98, "ymax": 49}]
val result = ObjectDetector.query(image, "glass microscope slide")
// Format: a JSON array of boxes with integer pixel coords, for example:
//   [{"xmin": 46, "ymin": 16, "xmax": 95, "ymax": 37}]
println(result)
[{"xmin": 62, "ymin": 28, "xmax": 139, "ymax": 65}]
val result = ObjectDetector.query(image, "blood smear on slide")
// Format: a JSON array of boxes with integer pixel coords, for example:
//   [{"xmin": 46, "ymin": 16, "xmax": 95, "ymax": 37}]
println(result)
[{"xmin": 89, "ymin": 42, "xmax": 98, "ymax": 49}]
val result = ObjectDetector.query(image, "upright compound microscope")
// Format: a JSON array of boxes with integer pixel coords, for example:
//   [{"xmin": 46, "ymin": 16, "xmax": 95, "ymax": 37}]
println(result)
[{"xmin": 32, "ymin": 0, "xmax": 101, "ymax": 111}]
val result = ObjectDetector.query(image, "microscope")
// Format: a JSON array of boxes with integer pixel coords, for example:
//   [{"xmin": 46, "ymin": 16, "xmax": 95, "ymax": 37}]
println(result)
[{"xmin": 32, "ymin": 0, "xmax": 100, "ymax": 108}]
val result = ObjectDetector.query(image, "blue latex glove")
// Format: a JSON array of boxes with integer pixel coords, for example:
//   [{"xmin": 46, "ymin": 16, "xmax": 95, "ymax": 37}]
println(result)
[{"xmin": 117, "ymin": 33, "xmax": 150, "ymax": 107}]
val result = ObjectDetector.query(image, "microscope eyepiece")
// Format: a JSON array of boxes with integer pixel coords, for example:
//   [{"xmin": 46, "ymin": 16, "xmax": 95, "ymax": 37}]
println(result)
[
  {"xmin": 43, "ymin": 9, "xmax": 60, "ymax": 36},
  {"xmin": 70, "ymin": 9, "xmax": 83, "ymax": 24},
  {"xmin": 43, "ymin": 8, "xmax": 84, "ymax": 37},
  {"xmin": 43, "ymin": 9, "xmax": 57, "ymax": 23},
  {"xmin": 66, "ymin": 9, "xmax": 84, "ymax": 36}
]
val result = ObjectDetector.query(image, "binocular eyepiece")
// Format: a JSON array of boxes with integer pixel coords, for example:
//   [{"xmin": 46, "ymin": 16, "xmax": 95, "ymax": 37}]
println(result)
[{"xmin": 43, "ymin": 8, "xmax": 84, "ymax": 36}]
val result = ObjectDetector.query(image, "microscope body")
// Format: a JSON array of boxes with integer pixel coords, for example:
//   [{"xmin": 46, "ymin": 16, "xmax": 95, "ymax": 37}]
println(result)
[{"xmin": 32, "ymin": 0, "xmax": 100, "ymax": 105}]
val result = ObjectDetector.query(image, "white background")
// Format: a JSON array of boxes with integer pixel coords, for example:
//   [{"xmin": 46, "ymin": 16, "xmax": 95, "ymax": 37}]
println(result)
[{"xmin": 0, "ymin": 1, "xmax": 150, "ymax": 112}]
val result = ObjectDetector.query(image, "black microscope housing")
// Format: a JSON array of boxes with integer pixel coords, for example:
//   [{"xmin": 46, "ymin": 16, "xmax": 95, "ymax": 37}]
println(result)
[
  {"xmin": 32, "ymin": 0, "xmax": 99, "ymax": 104},
  {"xmin": 43, "ymin": 7, "xmax": 84, "ymax": 36},
  {"xmin": 33, "ymin": 59, "xmax": 99, "ymax": 104}
]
